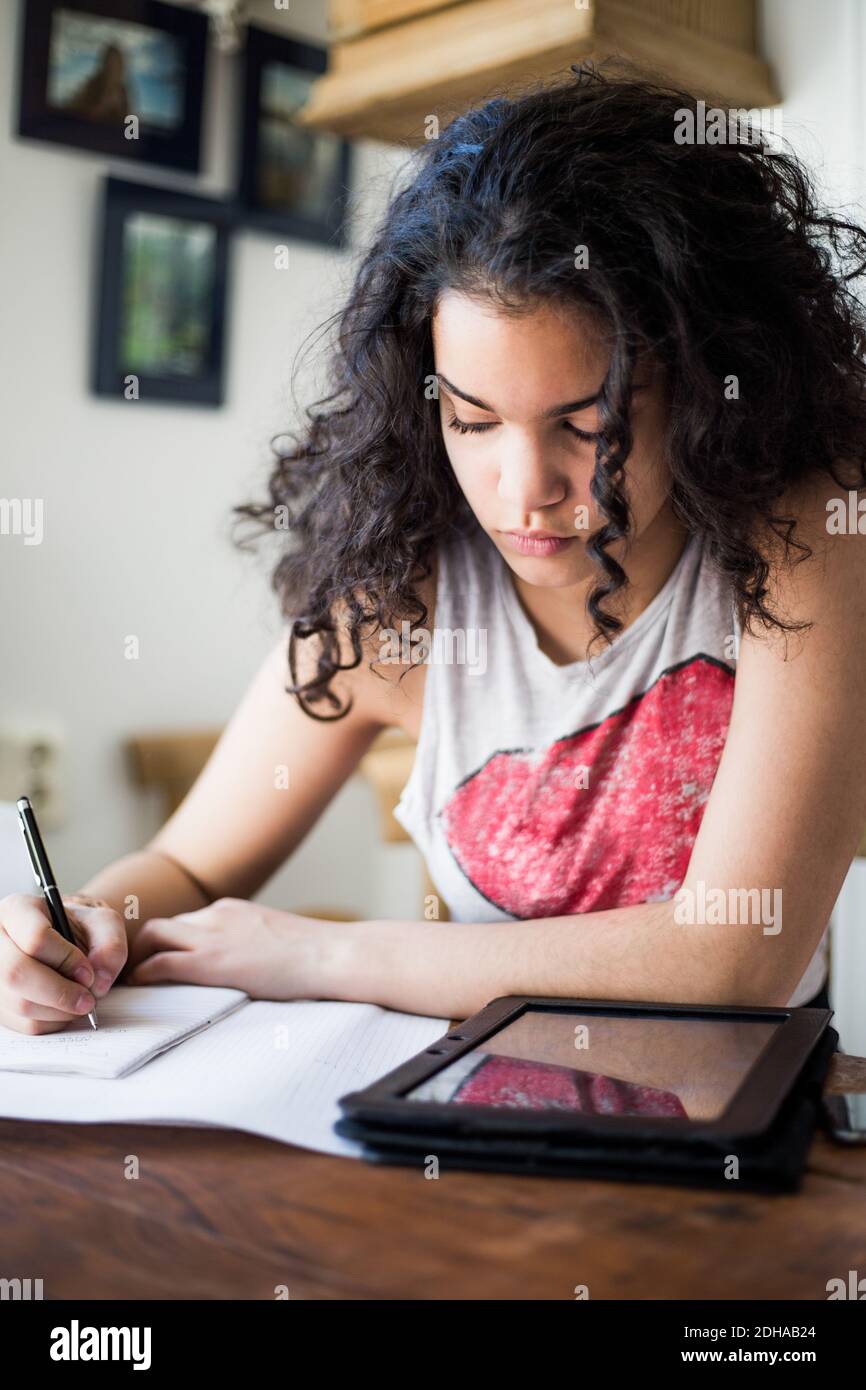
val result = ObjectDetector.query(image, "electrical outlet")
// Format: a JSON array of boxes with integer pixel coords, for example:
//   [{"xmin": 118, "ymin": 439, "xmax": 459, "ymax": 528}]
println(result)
[{"xmin": 0, "ymin": 724, "xmax": 64, "ymax": 828}]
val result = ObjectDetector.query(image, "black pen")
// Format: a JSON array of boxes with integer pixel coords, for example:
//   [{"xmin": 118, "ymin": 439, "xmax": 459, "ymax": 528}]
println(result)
[{"xmin": 16, "ymin": 795, "xmax": 98, "ymax": 1030}]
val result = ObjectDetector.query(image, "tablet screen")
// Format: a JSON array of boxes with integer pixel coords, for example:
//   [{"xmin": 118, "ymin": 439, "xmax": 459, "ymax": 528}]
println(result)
[{"xmin": 404, "ymin": 1008, "xmax": 781, "ymax": 1121}]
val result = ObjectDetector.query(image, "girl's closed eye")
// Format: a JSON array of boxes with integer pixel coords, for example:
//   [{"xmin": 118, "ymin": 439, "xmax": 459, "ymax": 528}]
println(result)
[
  {"xmin": 445, "ymin": 412, "xmax": 494, "ymax": 436},
  {"xmin": 564, "ymin": 422, "xmax": 599, "ymax": 442},
  {"xmin": 445, "ymin": 412, "xmax": 599, "ymax": 441}
]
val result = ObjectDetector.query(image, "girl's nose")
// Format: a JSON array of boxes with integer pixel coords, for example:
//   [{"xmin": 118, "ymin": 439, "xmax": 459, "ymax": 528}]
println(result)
[{"xmin": 497, "ymin": 442, "xmax": 568, "ymax": 515}]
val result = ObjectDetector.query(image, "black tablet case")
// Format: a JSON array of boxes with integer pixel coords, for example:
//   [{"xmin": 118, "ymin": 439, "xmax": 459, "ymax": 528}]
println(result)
[{"xmin": 335, "ymin": 1025, "xmax": 839, "ymax": 1193}]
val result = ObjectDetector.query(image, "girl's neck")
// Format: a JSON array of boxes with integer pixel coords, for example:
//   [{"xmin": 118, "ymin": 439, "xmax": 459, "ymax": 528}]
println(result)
[{"xmin": 507, "ymin": 504, "xmax": 691, "ymax": 667}]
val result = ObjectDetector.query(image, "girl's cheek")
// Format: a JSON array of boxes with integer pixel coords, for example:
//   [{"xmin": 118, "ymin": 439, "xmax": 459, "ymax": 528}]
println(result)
[
  {"xmin": 450, "ymin": 457, "xmax": 497, "ymax": 513},
  {"xmin": 443, "ymin": 445, "xmax": 476, "ymax": 494}
]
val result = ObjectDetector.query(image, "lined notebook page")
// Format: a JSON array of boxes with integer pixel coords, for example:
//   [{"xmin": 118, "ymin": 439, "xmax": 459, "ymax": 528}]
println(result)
[
  {"xmin": 0, "ymin": 997, "xmax": 450, "ymax": 1156},
  {"xmin": 0, "ymin": 985, "xmax": 248, "ymax": 1078}
]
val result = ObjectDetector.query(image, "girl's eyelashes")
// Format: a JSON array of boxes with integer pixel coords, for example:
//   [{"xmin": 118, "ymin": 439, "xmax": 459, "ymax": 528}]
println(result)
[
  {"xmin": 446, "ymin": 413, "xmax": 494, "ymax": 436},
  {"xmin": 445, "ymin": 412, "xmax": 598, "ymax": 441}
]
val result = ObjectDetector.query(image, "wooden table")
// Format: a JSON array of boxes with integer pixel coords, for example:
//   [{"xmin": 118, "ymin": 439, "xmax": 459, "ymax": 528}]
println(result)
[{"xmin": 2, "ymin": 1054, "xmax": 864, "ymax": 1300}]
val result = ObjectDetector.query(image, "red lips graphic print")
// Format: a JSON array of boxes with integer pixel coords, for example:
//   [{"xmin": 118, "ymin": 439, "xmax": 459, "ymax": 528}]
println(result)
[{"xmin": 439, "ymin": 654, "xmax": 735, "ymax": 918}]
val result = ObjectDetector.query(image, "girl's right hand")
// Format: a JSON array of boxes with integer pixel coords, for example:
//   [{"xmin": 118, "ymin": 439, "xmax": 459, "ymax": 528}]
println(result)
[{"xmin": 0, "ymin": 893, "xmax": 128, "ymax": 1035}]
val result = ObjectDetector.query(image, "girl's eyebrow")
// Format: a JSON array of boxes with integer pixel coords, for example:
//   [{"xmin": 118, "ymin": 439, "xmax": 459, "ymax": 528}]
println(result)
[{"xmin": 434, "ymin": 372, "xmax": 644, "ymax": 417}]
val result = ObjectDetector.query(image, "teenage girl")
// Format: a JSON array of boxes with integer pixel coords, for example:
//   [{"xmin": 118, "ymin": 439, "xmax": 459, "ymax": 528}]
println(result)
[{"xmin": 3, "ymin": 66, "xmax": 866, "ymax": 1035}]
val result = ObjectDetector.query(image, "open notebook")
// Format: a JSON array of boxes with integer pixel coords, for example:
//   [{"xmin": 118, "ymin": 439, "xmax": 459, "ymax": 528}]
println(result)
[
  {"xmin": 0, "ymin": 984, "xmax": 249, "ymax": 1078},
  {"xmin": 0, "ymin": 983, "xmax": 449, "ymax": 1156}
]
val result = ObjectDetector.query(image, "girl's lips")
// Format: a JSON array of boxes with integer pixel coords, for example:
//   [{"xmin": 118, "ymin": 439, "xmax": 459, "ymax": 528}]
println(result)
[{"xmin": 500, "ymin": 531, "xmax": 577, "ymax": 557}]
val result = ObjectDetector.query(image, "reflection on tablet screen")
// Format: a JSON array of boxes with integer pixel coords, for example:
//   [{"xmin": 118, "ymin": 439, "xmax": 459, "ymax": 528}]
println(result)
[{"xmin": 405, "ymin": 1009, "xmax": 780, "ymax": 1121}]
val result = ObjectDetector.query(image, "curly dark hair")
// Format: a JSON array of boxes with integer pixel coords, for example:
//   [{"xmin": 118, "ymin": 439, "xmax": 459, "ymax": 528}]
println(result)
[{"xmin": 232, "ymin": 61, "xmax": 866, "ymax": 720}]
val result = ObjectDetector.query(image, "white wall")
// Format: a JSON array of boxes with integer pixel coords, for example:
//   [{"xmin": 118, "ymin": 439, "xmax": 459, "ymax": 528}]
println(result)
[
  {"xmin": 0, "ymin": 0, "xmax": 423, "ymax": 922},
  {"xmin": 760, "ymin": 0, "xmax": 866, "ymax": 1053}
]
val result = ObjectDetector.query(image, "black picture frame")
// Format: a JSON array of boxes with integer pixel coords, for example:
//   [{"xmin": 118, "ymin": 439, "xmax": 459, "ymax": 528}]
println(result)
[
  {"xmin": 237, "ymin": 24, "xmax": 352, "ymax": 247},
  {"xmin": 93, "ymin": 176, "xmax": 233, "ymax": 406},
  {"xmin": 17, "ymin": 0, "xmax": 207, "ymax": 172}
]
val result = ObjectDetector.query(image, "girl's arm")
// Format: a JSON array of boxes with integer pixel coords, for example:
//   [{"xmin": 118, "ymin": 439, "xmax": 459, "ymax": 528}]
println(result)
[
  {"xmin": 327, "ymin": 475, "xmax": 866, "ymax": 1017},
  {"xmin": 75, "ymin": 848, "xmax": 214, "ymax": 921}
]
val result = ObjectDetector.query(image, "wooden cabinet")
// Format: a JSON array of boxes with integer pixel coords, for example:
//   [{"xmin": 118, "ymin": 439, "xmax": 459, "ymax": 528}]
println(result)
[{"xmin": 296, "ymin": 0, "xmax": 780, "ymax": 144}]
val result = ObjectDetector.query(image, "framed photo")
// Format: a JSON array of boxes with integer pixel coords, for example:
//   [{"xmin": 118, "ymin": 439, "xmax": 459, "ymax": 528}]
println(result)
[
  {"xmin": 17, "ymin": 0, "xmax": 207, "ymax": 172},
  {"xmin": 93, "ymin": 177, "xmax": 232, "ymax": 406},
  {"xmin": 237, "ymin": 25, "xmax": 352, "ymax": 246}
]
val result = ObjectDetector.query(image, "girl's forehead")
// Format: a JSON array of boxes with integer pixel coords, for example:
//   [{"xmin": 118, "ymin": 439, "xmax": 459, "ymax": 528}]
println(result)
[{"xmin": 432, "ymin": 294, "xmax": 609, "ymax": 373}]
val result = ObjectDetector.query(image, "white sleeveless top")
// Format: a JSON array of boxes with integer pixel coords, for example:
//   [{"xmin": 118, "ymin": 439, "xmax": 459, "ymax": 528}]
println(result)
[{"xmin": 393, "ymin": 522, "xmax": 829, "ymax": 1008}]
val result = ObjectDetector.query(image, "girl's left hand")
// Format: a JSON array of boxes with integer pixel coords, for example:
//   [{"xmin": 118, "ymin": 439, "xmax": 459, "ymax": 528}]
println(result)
[{"xmin": 124, "ymin": 898, "xmax": 341, "ymax": 1001}]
